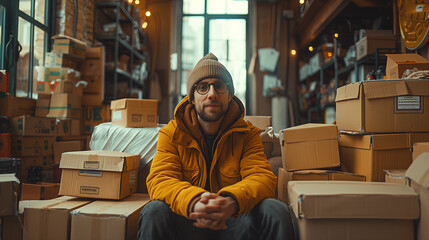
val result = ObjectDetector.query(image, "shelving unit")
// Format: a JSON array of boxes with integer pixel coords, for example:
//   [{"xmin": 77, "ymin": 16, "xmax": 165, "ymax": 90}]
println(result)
[
  {"xmin": 94, "ymin": 1, "xmax": 148, "ymax": 100},
  {"xmin": 296, "ymin": 1, "xmax": 396, "ymax": 123}
]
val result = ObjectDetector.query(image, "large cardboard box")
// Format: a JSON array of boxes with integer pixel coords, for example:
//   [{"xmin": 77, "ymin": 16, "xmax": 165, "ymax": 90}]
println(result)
[
  {"xmin": 288, "ymin": 181, "xmax": 419, "ymax": 240},
  {"xmin": 10, "ymin": 116, "xmax": 56, "ymax": 136},
  {"xmin": 47, "ymin": 93, "xmax": 82, "ymax": 119},
  {"xmin": 0, "ymin": 133, "xmax": 11, "ymax": 157},
  {"xmin": 1, "ymin": 215, "xmax": 23, "ymax": 240},
  {"xmin": 0, "ymin": 174, "xmax": 19, "ymax": 216},
  {"xmin": 279, "ymin": 124, "xmax": 340, "ymax": 171},
  {"xmin": 413, "ymin": 142, "xmax": 429, "ymax": 161},
  {"xmin": 405, "ymin": 153, "xmax": 429, "ymax": 240},
  {"xmin": 52, "ymin": 35, "xmax": 86, "ymax": 59},
  {"xmin": 83, "ymin": 105, "xmax": 111, "ymax": 135},
  {"xmin": 338, "ymin": 133, "xmax": 429, "ymax": 181},
  {"xmin": 70, "ymin": 194, "xmax": 150, "ymax": 240},
  {"xmin": 59, "ymin": 150, "xmax": 140, "ymax": 199},
  {"xmin": 45, "ymin": 52, "xmax": 80, "ymax": 69},
  {"xmin": 20, "ymin": 196, "xmax": 92, "ymax": 240},
  {"xmin": 35, "ymin": 94, "xmax": 51, "ymax": 117},
  {"xmin": 54, "ymin": 140, "xmax": 82, "ymax": 165},
  {"xmin": 355, "ymin": 32, "xmax": 396, "ymax": 61},
  {"xmin": 21, "ymin": 182, "xmax": 60, "ymax": 200},
  {"xmin": 385, "ymin": 53, "xmax": 429, "ymax": 79},
  {"xmin": 277, "ymin": 168, "xmax": 365, "ymax": 204},
  {"xmin": 336, "ymin": 80, "xmax": 429, "ymax": 133},
  {"xmin": 243, "ymin": 116, "xmax": 272, "ymax": 131},
  {"xmin": 11, "ymin": 136, "xmax": 54, "ymax": 157},
  {"xmin": 111, "ymin": 99, "xmax": 158, "ymax": 128},
  {"xmin": 20, "ymin": 155, "xmax": 55, "ymax": 182},
  {"xmin": 0, "ymin": 93, "xmax": 36, "ymax": 118}
]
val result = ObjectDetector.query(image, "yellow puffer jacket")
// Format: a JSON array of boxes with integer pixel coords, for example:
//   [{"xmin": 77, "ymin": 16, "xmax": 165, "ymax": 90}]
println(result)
[{"xmin": 146, "ymin": 96, "xmax": 276, "ymax": 218}]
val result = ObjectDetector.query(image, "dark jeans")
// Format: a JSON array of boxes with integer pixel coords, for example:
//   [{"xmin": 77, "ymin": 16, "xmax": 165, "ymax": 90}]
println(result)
[{"xmin": 137, "ymin": 198, "xmax": 297, "ymax": 240}]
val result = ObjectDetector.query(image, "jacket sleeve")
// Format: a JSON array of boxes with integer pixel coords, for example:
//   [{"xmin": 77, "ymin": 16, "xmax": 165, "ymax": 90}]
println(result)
[
  {"xmin": 217, "ymin": 126, "xmax": 277, "ymax": 215},
  {"xmin": 146, "ymin": 124, "xmax": 206, "ymax": 218}
]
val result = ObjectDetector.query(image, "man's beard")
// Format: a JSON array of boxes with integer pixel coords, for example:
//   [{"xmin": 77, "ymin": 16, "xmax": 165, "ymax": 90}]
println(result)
[{"xmin": 196, "ymin": 102, "xmax": 227, "ymax": 122}]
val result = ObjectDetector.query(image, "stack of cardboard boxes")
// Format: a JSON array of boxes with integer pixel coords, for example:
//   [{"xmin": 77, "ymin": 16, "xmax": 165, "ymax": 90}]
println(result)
[{"xmin": 0, "ymin": 174, "xmax": 22, "ymax": 240}]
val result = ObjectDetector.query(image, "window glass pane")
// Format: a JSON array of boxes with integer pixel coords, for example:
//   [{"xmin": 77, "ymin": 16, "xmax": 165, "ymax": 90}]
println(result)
[
  {"xmin": 207, "ymin": 0, "xmax": 248, "ymax": 14},
  {"xmin": 183, "ymin": 0, "xmax": 205, "ymax": 14},
  {"xmin": 34, "ymin": 26, "xmax": 45, "ymax": 67},
  {"xmin": 209, "ymin": 19, "xmax": 247, "ymax": 107},
  {"xmin": 16, "ymin": 17, "xmax": 31, "ymax": 97},
  {"xmin": 35, "ymin": 0, "xmax": 46, "ymax": 24},
  {"xmin": 181, "ymin": 16, "xmax": 204, "ymax": 96},
  {"xmin": 19, "ymin": 0, "xmax": 31, "ymax": 16}
]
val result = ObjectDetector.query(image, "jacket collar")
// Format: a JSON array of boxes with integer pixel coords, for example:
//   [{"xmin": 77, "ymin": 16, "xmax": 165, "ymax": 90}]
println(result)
[{"xmin": 172, "ymin": 96, "xmax": 248, "ymax": 148}]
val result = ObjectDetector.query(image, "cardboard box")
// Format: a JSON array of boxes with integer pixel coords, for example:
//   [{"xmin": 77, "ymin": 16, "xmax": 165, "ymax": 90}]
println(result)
[
  {"xmin": 277, "ymin": 168, "xmax": 365, "ymax": 204},
  {"xmin": 21, "ymin": 182, "xmax": 60, "ymax": 200},
  {"xmin": 0, "ymin": 174, "xmax": 19, "ymax": 217},
  {"xmin": 413, "ymin": 142, "xmax": 429, "ymax": 161},
  {"xmin": 1, "ymin": 215, "xmax": 23, "ymax": 240},
  {"xmin": 260, "ymin": 130, "xmax": 273, "ymax": 159},
  {"xmin": 0, "ymin": 70, "xmax": 9, "ymax": 92},
  {"xmin": 47, "ymin": 93, "xmax": 82, "ymax": 119},
  {"xmin": 0, "ymin": 133, "xmax": 11, "ymax": 157},
  {"xmin": 336, "ymin": 80, "xmax": 429, "ymax": 133},
  {"xmin": 20, "ymin": 196, "xmax": 92, "ymax": 240},
  {"xmin": 243, "ymin": 116, "xmax": 272, "ymax": 131},
  {"xmin": 45, "ymin": 52, "xmax": 80, "ymax": 69},
  {"xmin": 386, "ymin": 53, "xmax": 429, "ymax": 79},
  {"xmin": 83, "ymin": 105, "xmax": 111, "ymax": 135},
  {"xmin": 55, "ymin": 119, "xmax": 71, "ymax": 137},
  {"xmin": 111, "ymin": 99, "xmax": 158, "ymax": 128},
  {"xmin": 385, "ymin": 169, "xmax": 407, "ymax": 185},
  {"xmin": 405, "ymin": 153, "xmax": 429, "ymax": 240},
  {"xmin": 79, "ymin": 46, "xmax": 105, "ymax": 95},
  {"xmin": 338, "ymin": 133, "xmax": 428, "ymax": 181},
  {"xmin": 355, "ymin": 32, "xmax": 396, "ymax": 61},
  {"xmin": 54, "ymin": 140, "xmax": 82, "ymax": 165},
  {"xmin": 33, "ymin": 67, "xmax": 80, "ymax": 94},
  {"xmin": 279, "ymin": 124, "xmax": 340, "ymax": 171},
  {"xmin": 35, "ymin": 94, "xmax": 51, "ymax": 117},
  {"xmin": 52, "ymin": 35, "xmax": 86, "ymax": 59},
  {"xmin": 70, "ymin": 194, "xmax": 150, "ymax": 240},
  {"xmin": 10, "ymin": 116, "xmax": 56, "ymax": 136},
  {"xmin": 20, "ymin": 155, "xmax": 55, "ymax": 181},
  {"xmin": 59, "ymin": 150, "xmax": 140, "ymax": 199},
  {"xmin": 0, "ymin": 93, "xmax": 36, "ymax": 118},
  {"xmin": 11, "ymin": 136, "xmax": 54, "ymax": 157},
  {"xmin": 288, "ymin": 181, "xmax": 419, "ymax": 240}
]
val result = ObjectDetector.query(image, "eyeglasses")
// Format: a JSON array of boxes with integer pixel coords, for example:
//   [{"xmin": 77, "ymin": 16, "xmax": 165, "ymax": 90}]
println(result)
[{"xmin": 194, "ymin": 81, "xmax": 229, "ymax": 95}]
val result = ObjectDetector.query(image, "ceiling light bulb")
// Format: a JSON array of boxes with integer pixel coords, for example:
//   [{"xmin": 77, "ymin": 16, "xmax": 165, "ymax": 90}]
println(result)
[{"xmin": 146, "ymin": 11, "xmax": 151, "ymax": 17}]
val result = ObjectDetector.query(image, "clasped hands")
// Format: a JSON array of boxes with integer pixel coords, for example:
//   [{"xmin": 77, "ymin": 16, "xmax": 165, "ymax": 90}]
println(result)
[{"xmin": 189, "ymin": 192, "xmax": 237, "ymax": 230}]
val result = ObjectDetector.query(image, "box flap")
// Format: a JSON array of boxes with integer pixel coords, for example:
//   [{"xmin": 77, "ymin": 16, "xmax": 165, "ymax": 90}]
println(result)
[
  {"xmin": 372, "ymin": 133, "xmax": 410, "ymax": 150},
  {"xmin": 51, "ymin": 35, "xmax": 87, "ymax": 47},
  {"xmin": 19, "ymin": 196, "xmax": 77, "ymax": 213},
  {"xmin": 339, "ymin": 134, "xmax": 371, "ymax": 149},
  {"xmin": 363, "ymin": 80, "xmax": 409, "ymax": 99},
  {"xmin": 59, "ymin": 150, "xmax": 140, "ymax": 172},
  {"xmin": 413, "ymin": 142, "xmax": 429, "ymax": 161},
  {"xmin": 71, "ymin": 193, "xmax": 150, "ymax": 216},
  {"xmin": 110, "ymin": 98, "xmax": 128, "ymax": 110},
  {"xmin": 385, "ymin": 53, "xmax": 429, "ymax": 64},
  {"xmin": 405, "ymin": 152, "xmax": 429, "ymax": 189},
  {"xmin": 404, "ymin": 80, "xmax": 429, "ymax": 96},
  {"xmin": 0, "ymin": 174, "xmax": 19, "ymax": 183},
  {"xmin": 288, "ymin": 181, "xmax": 419, "ymax": 220},
  {"xmin": 282, "ymin": 124, "xmax": 338, "ymax": 143},
  {"xmin": 335, "ymin": 82, "xmax": 361, "ymax": 102}
]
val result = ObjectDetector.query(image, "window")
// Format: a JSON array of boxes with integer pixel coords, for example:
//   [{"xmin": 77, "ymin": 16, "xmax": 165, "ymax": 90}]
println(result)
[
  {"xmin": 1, "ymin": 0, "xmax": 50, "ymax": 97},
  {"xmin": 181, "ymin": 0, "xmax": 249, "ymax": 108}
]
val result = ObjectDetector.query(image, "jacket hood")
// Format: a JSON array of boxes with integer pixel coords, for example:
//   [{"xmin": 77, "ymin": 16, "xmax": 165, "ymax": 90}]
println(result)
[{"xmin": 173, "ymin": 96, "xmax": 247, "ymax": 143}]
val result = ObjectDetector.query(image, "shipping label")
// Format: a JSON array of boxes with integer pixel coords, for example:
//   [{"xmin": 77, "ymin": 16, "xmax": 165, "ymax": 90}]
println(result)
[
  {"xmin": 80, "ymin": 186, "xmax": 99, "ymax": 195},
  {"xmin": 396, "ymin": 96, "xmax": 422, "ymax": 111}
]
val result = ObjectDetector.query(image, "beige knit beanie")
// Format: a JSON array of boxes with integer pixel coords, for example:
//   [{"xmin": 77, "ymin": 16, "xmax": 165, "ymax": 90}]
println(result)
[{"xmin": 187, "ymin": 53, "xmax": 234, "ymax": 102}]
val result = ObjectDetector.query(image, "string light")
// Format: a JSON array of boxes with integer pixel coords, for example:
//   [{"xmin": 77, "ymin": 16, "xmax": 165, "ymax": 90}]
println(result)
[
  {"xmin": 328, "ymin": 52, "xmax": 333, "ymax": 57},
  {"xmin": 135, "ymin": 0, "xmax": 139, "ymax": 4},
  {"xmin": 334, "ymin": 33, "xmax": 339, "ymax": 38},
  {"xmin": 308, "ymin": 46, "xmax": 313, "ymax": 52},
  {"xmin": 290, "ymin": 49, "xmax": 297, "ymax": 56},
  {"xmin": 128, "ymin": 0, "xmax": 133, "ymax": 3},
  {"xmin": 142, "ymin": 22, "xmax": 148, "ymax": 29},
  {"xmin": 299, "ymin": 0, "xmax": 305, "ymax": 5},
  {"xmin": 145, "ymin": 11, "xmax": 151, "ymax": 17}
]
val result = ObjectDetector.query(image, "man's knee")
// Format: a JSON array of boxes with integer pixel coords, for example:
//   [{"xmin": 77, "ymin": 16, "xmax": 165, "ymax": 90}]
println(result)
[
  {"xmin": 140, "ymin": 200, "xmax": 171, "ymax": 221},
  {"xmin": 256, "ymin": 198, "xmax": 293, "ymax": 224}
]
